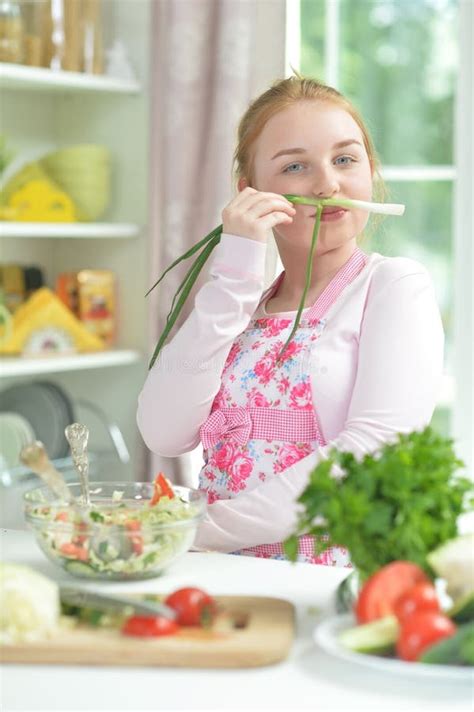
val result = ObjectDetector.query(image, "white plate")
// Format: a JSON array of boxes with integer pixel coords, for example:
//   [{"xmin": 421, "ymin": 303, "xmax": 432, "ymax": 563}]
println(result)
[
  {"xmin": 0, "ymin": 413, "xmax": 35, "ymax": 468},
  {"xmin": 314, "ymin": 614, "xmax": 474, "ymax": 682}
]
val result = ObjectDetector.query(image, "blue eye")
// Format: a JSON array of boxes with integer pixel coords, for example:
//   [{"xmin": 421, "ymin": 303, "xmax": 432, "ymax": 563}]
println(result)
[
  {"xmin": 335, "ymin": 156, "xmax": 356, "ymax": 166},
  {"xmin": 283, "ymin": 162, "xmax": 303, "ymax": 173}
]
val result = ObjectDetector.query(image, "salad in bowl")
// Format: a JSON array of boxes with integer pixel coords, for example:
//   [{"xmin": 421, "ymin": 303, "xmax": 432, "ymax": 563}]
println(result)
[{"xmin": 23, "ymin": 474, "xmax": 207, "ymax": 580}]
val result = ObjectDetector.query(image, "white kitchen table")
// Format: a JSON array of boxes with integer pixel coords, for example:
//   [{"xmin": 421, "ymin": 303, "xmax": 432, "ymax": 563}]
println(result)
[{"xmin": 1, "ymin": 528, "xmax": 472, "ymax": 712}]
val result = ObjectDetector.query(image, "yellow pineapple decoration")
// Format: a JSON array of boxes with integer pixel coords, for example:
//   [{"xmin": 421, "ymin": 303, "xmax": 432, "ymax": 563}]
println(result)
[
  {"xmin": 0, "ymin": 288, "xmax": 105, "ymax": 356},
  {"xmin": 7, "ymin": 179, "xmax": 77, "ymax": 222}
]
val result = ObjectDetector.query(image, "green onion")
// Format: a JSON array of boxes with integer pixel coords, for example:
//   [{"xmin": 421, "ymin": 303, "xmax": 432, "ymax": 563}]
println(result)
[
  {"xmin": 276, "ymin": 203, "xmax": 323, "ymax": 363},
  {"xmin": 166, "ymin": 235, "xmax": 222, "ymax": 323},
  {"xmin": 145, "ymin": 224, "xmax": 222, "ymax": 298},
  {"xmin": 147, "ymin": 194, "xmax": 406, "ymax": 370},
  {"xmin": 148, "ymin": 232, "xmax": 221, "ymax": 369},
  {"xmin": 283, "ymin": 194, "xmax": 405, "ymax": 216}
]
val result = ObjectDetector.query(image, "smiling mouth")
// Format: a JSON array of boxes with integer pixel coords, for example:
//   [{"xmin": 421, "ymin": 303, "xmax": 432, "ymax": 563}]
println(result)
[{"xmin": 310, "ymin": 208, "xmax": 348, "ymax": 217}]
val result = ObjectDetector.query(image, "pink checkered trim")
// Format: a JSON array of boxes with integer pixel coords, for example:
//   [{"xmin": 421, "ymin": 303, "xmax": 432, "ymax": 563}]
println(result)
[
  {"xmin": 240, "ymin": 534, "xmax": 331, "ymax": 561},
  {"xmin": 201, "ymin": 406, "xmax": 322, "ymax": 448},
  {"xmin": 248, "ymin": 407, "xmax": 321, "ymax": 441},
  {"xmin": 307, "ymin": 247, "xmax": 368, "ymax": 321},
  {"xmin": 259, "ymin": 247, "xmax": 368, "ymax": 320}
]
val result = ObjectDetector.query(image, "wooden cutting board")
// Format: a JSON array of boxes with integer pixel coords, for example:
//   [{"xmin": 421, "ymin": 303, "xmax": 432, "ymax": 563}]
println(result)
[{"xmin": 1, "ymin": 596, "xmax": 295, "ymax": 669}]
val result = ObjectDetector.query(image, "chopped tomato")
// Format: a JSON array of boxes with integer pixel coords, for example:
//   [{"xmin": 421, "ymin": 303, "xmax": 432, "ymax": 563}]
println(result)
[
  {"xmin": 124, "ymin": 520, "xmax": 143, "ymax": 554},
  {"xmin": 55, "ymin": 511, "xmax": 69, "ymax": 522},
  {"xmin": 150, "ymin": 472, "xmax": 175, "ymax": 506},
  {"xmin": 164, "ymin": 587, "xmax": 216, "ymax": 627},
  {"xmin": 396, "ymin": 611, "xmax": 456, "ymax": 662},
  {"xmin": 59, "ymin": 542, "xmax": 89, "ymax": 561},
  {"xmin": 355, "ymin": 561, "xmax": 430, "ymax": 624},
  {"xmin": 393, "ymin": 582, "xmax": 440, "ymax": 623},
  {"xmin": 124, "ymin": 519, "xmax": 141, "ymax": 531},
  {"xmin": 121, "ymin": 615, "xmax": 179, "ymax": 637}
]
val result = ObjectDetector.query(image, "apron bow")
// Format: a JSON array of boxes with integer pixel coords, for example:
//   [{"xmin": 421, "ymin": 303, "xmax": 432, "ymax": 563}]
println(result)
[{"xmin": 200, "ymin": 407, "xmax": 251, "ymax": 449}]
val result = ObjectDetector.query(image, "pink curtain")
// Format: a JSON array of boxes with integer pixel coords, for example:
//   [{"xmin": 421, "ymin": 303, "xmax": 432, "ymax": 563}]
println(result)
[{"xmin": 145, "ymin": 0, "xmax": 258, "ymax": 485}]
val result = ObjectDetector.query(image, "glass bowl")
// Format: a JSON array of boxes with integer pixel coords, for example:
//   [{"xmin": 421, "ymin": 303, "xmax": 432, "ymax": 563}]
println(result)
[{"xmin": 23, "ymin": 482, "xmax": 207, "ymax": 581}]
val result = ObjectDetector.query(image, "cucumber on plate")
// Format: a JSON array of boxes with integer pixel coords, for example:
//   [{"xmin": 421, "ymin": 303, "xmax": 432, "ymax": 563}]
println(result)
[
  {"xmin": 338, "ymin": 615, "xmax": 399, "ymax": 656},
  {"xmin": 420, "ymin": 622, "xmax": 474, "ymax": 666}
]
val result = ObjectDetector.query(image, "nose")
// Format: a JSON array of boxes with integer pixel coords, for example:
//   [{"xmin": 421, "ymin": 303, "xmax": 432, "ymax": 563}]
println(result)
[{"xmin": 310, "ymin": 165, "xmax": 340, "ymax": 199}]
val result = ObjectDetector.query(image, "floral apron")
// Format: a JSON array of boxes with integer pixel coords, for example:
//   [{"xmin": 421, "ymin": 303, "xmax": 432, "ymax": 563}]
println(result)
[{"xmin": 198, "ymin": 248, "xmax": 368, "ymax": 564}]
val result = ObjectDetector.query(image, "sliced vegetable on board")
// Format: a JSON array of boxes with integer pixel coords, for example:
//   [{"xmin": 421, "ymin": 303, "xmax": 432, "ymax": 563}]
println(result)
[
  {"xmin": 0, "ymin": 563, "xmax": 60, "ymax": 644},
  {"xmin": 164, "ymin": 587, "xmax": 217, "ymax": 627},
  {"xmin": 121, "ymin": 615, "xmax": 180, "ymax": 638}
]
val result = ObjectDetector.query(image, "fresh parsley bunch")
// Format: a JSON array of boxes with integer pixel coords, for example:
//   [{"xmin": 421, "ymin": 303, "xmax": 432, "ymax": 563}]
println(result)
[{"xmin": 283, "ymin": 426, "xmax": 474, "ymax": 580}]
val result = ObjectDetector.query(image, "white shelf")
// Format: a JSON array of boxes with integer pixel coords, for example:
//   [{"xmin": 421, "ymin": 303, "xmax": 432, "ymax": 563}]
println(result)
[
  {"xmin": 0, "ymin": 222, "xmax": 140, "ymax": 239},
  {"xmin": 0, "ymin": 63, "xmax": 140, "ymax": 94},
  {"xmin": 0, "ymin": 350, "xmax": 142, "ymax": 377}
]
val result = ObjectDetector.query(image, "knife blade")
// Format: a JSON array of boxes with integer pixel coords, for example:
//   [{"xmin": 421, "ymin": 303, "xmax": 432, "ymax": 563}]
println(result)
[{"xmin": 59, "ymin": 586, "xmax": 177, "ymax": 620}]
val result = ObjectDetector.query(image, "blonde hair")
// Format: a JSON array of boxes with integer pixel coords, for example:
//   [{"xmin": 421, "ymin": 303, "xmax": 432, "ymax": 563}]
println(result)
[{"xmin": 231, "ymin": 72, "xmax": 389, "ymax": 241}]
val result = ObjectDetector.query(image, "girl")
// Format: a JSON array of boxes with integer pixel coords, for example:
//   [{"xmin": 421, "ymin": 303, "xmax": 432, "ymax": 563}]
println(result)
[{"xmin": 137, "ymin": 75, "xmax": 444, "ymax": 565}]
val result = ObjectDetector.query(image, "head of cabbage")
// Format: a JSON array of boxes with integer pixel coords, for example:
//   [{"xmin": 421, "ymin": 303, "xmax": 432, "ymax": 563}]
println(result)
[{"xmin": 0, "ymin": 563, "xmax": 59, "ymax": 644}]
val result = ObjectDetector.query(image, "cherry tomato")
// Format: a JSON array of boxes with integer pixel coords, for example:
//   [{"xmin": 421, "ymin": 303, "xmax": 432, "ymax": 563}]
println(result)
[
  {"xmin": 396, "ymin": 611, "xmax": 456, "ymax": 662},
  {"xmin": 124, "ymin": 520, "xmax": 143, "ymax": 555},
  {"xmin": 164, "ymin": 587, "xmax": 216, "ymax": 626},
  {"xmin": 121, "ymin": 615, "xmax": 180, "ymax": 637},
  {"xmin": 393, "ymin": 582, "xmax": 440, "ymax": 623},
  {"xmin": 59, "ymin": 542, "xmax": 89, "ymax": 561},
  {"xmin": 355, "ymin": 561, "xmax": 429, "ymax": 624}
]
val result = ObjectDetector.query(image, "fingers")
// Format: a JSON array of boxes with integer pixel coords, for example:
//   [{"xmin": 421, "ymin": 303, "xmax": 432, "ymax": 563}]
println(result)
[
  {"xmin": 236, "ymin": 187, "xmax": 295, "ymax": 213},
  {"xmin": 221, "ymin": 187, "xmax": 296, "ymax": 243}
]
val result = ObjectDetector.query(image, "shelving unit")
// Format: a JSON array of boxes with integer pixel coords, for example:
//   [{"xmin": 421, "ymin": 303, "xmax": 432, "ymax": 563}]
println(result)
[
  {"xmin": 0, "ymin": 222, "xmax": 140, "ymax": 239},
  {"xmin": 0, "ymin": 62, "xmax": 140, "ymax": 94},
  {"xmin": 0, "ymin": 350, "xmax": 142, "ymax": 377},
  {"xmin": 0, "ymin": 2, "xmax": 151, "ymax": 507}
]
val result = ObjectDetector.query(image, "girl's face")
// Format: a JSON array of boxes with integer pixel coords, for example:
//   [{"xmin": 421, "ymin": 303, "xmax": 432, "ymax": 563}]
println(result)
[{"xmin": 240, "ymin": 101, "xmax": 374, "ymax": 253}]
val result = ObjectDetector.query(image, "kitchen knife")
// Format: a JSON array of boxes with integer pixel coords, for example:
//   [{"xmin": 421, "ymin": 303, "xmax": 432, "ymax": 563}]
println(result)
[{"xmin": 60, "ymin": 586, "xmax": 177, "ymax": 620}]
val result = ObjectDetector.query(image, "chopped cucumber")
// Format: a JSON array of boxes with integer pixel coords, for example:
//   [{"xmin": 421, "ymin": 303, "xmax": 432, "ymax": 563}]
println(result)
[
  {"xmin": 339, "ymin": 615, "xmax": 399, "ymax": 655},
  {"xmin": 420, "ymin": 622, "xmax": 474, "ymax": 666},
  {"xmin": 65, "ymin": 561, "xmax": 97, "ymax": 578}
]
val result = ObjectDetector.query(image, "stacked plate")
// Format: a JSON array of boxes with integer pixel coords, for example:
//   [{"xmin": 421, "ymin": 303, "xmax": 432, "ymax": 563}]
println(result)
[
  {"xmin": 0, "ymin": 381, "xmax": 75, "ymax": 463},
  {"xmin": 0, "ymin": 413, "xmax": 36, "ymax": 470}
]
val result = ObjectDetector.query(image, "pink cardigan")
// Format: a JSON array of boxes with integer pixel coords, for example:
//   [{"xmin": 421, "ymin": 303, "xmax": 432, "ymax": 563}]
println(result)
[{"xmin": 137, "ymin": 234, "xmax": 444, "ymax": 552}]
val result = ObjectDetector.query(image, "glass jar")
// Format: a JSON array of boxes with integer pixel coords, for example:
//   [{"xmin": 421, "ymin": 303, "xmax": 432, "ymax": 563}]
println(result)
[{"xmin": 0, "ymin": 0, "xmax": 24, "ymax": 63}]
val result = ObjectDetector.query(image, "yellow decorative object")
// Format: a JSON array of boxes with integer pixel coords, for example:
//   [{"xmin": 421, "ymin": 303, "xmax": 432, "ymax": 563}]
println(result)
[
  {"xmin": 0, "ymin": 287, "xmax": 105, "ymax": 356},
  {"xmin": 0, "ymin": 162, "xmax": 47, "ymax": 206},
  {"xmin": 0, "ymin": 206, "xmax": 19, "ymax": 220},
  {"xmin": 8, "ymin": 179, "xmax": 77, "ymax": 222}
]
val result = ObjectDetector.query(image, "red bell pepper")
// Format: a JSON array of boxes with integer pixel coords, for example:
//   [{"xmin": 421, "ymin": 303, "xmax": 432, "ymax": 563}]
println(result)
[{"xmin": 150, "ymin": 472, "xmax": 175, "ymax": 506}]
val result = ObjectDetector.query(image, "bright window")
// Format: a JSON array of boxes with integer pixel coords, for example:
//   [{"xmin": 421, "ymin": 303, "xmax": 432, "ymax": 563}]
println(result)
[{"xmin": 286, "ymin": 0, "xmax": 459, "ymax": 437}]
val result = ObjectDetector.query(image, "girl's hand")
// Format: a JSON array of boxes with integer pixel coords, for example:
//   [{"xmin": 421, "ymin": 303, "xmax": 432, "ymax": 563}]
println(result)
[{"xmin": 222, "ymin": 187, "xmax": 296, "ymax": 244}]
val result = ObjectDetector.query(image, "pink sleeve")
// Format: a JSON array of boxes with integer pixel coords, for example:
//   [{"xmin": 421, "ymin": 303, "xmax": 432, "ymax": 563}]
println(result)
[
  {"xmin": 193, "ymin": 267, "xmax": 445, "ymax": 553},
  {"xmin": 136, "ymin": 234, "xmax": 267, "ymax": 456}
]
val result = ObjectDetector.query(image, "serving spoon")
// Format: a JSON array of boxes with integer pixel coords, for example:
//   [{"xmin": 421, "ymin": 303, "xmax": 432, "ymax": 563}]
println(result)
[
  {"xmin": 20, "ymin": 441, "xmax": 73, "ymax": 503},
  {"xmin": 64, "ymin": 423, "xmax": 91, "ymax": 508},
  {"xmin": 64, "ymin": 421, "xmax": 133, "ymax": 562}
]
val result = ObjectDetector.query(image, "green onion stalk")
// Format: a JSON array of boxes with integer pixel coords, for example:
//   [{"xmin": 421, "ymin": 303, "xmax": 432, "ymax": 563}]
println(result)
[{"xmin": 147, "ymin": 195, "xmax": 405, "ymax": 370}]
